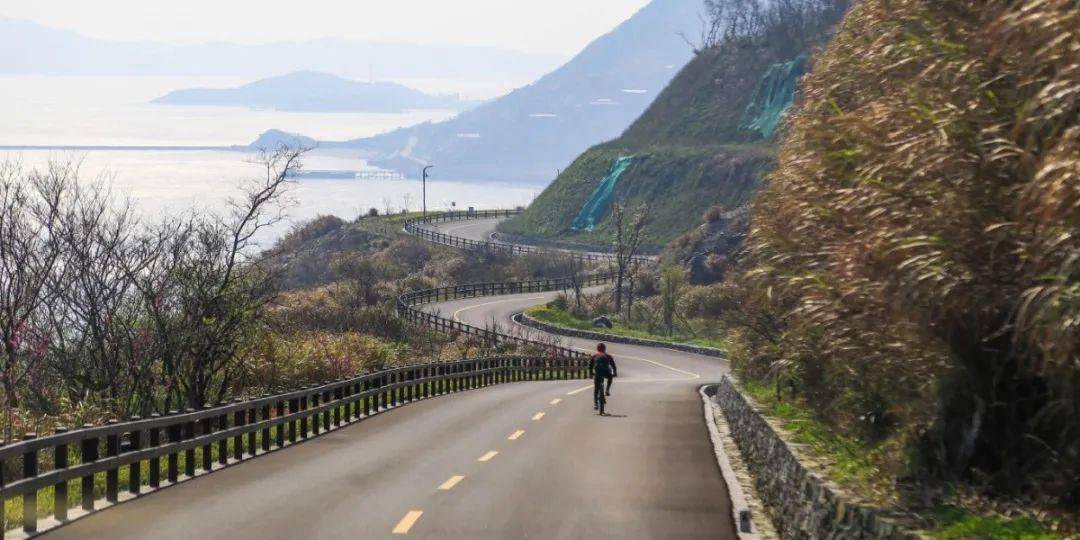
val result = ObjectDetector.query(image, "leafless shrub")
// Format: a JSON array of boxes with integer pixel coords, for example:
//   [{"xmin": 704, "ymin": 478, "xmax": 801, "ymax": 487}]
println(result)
[
  {"xmin": 687, "ymin": 0, "xmax": 849, "ymax": 53},
  {"xmin": 611, "ymin": 202, "xmax": 650, "ymax": 313},
  {"xmin": 0, "ymin": 146, "xmax": 309, "ymax": 436}
]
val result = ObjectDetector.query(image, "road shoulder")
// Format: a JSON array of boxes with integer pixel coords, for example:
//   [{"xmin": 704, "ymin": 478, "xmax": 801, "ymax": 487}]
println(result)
[{"xmin": 701, "ymin": 385, "xmax": 779, "ymax": 540}]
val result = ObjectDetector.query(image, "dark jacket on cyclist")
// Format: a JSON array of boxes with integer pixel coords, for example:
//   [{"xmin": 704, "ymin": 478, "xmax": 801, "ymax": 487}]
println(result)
[{"xmin": 591, "ymin": 353, "xmax": 617, "ymax": 379}]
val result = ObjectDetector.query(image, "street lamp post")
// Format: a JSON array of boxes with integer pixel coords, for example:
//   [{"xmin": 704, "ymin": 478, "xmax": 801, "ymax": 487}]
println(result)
[{"xmin": 421, "ymin": 165, "xmax": 434, "ymax": 216}]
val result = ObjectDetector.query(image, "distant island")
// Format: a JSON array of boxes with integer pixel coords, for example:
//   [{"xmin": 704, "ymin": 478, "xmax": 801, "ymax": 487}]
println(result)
[
  {"xmin": 253, "ymin": 0, "xmax": 701, "ymax": 185},
  {"xmin": 152, "ymin": 71, "xmax": 476, "ymax": 113}
]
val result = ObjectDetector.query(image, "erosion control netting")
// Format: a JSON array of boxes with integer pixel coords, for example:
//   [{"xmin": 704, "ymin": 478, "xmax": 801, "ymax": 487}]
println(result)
[
  {"xmin": 740, "ymin": 55, "xmax": 807, "ymax": 139},
  {"xmin": 571, "ymin": 156, "xmax": 634, "ymax": 232}
]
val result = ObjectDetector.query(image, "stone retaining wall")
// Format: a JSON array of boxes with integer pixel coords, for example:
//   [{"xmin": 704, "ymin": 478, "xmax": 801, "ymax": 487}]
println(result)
[
  {"xmin": 712, "ymin": 376, "xmax": 917, "ymax": 539},
  {"xmin": 513, "ymin": 312, "xmax": 724, "ymax": 358}
]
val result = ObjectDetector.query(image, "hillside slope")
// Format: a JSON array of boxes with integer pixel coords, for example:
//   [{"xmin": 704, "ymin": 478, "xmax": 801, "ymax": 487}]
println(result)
[
  {"xmin": 314, "ymin": 0, "xmax": 702, "ymax": 184},
  {"xmin": 499, "ymin": 3, "xmax": 846, "ymax": 250},
  {"xmin": 727, "ymin": 0, "xmax": 1077, "ymax": 527}
]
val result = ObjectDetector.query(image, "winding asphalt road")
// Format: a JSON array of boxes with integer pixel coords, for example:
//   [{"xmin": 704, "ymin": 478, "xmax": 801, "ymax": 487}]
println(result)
[
  {"xmin": 425, "ymin": 217, "xmax": 634, "ymax": 262},
  {"xmin": 49, "ymin": 220, "xmax": 736, "ymax": 539},
  {"xmin": 429, "ymin": 217, "xmax": 505, "ymax": 243}
]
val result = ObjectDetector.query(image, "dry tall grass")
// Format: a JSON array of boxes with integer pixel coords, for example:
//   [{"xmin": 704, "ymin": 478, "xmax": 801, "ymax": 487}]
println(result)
[{"xmin": 738, "ymin": 0, "xmax": 1078, "ymax": 501}]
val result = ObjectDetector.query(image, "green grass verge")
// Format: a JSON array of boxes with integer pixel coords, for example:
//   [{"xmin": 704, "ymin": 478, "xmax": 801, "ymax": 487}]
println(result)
[
  {"xmin": 740, "ymin": 379, "xmax": 885, "ymax": 488},
  {"xmin": 739, "ymin": 380, "xmax": 1060, "ymax": 538},
  {"xmin": 526, "ymin": 305, "xmax": 726, "ymax": 351},
  {"xmin": 931, "ymin": 510, "xmax": 1055, "ymax": 540}
]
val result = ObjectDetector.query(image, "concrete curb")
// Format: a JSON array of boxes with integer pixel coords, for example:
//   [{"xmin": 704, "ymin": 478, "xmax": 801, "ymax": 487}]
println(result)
[
  {"xmin": 514, "ymin": 311, "xmax": 725, "ymax": 358},
  {"xmin": 701, "ymin": 384, "xmax": 761, "ymax": 540},
  {"xmin": 714, "ymin": 375, "xmax": 918, "ymax": 539}
]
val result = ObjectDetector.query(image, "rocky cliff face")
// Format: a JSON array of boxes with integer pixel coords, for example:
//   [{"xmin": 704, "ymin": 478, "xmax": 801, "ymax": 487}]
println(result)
[{"xmin": 668, "ymin": 204, "xmax": 751, "ymax": 284}]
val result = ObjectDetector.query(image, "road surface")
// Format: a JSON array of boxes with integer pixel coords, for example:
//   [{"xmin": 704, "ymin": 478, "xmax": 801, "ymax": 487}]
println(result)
[
  {"xmin": 426, "ymin": 217, "xmax": 504, "ymax": 243},
  {"xmin": 51, "ymin": 291, "xmax": 735, "ymax": 539},
  {"xmin": 421, "ymin": 218, "xmax": 638, "ymax": 262}
]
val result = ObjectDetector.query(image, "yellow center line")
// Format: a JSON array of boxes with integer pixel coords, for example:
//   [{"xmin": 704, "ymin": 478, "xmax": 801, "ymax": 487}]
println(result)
[
  {"xmin": 451, "ymin": 295, "xmax": 549, "ymax": 322},
  {"xmin": 532, "ymin": 412, "xmax": 545, "ymax": 421},
  {"xmin": 393, "ymin": 510, "xmax": 423, "ymax": 534},
  {"xmin": 478, "ymin": 450, "xmax": 498, "ymax": 462},
  {"xmin": 438, "ymin": 475, "xmax": 465, "ymax": 491},
  {"xmin": 508, "ymin": 429, "xmax": 525, "ymax": 440},
  {"xmin": 550, "ymin": 398, "xmax": 561, "ymax": 405}
]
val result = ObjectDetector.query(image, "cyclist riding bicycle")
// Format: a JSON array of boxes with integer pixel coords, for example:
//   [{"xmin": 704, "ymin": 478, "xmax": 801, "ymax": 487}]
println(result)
[{"xmin": 590, "ymin": 343, "xmax": 617, "ymax": 415}]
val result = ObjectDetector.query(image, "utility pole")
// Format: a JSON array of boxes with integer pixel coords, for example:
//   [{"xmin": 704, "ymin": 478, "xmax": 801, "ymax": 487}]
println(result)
[{"xmin": 421, "ymin": 165, "xmax": 433, "ymax": 216}]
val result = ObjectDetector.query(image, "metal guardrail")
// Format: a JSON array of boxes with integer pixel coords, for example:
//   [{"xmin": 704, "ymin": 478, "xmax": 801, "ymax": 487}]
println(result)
[
  {"xmin": 403, "ymin": 210, "xmax": 651, "ymax": 264},
  {"xmin": 396, "ymin": 275, "xmax": 613, "ymax": 359},
  {"xmin": 0, "ymin": 356, "xmax": 588, "ymax": 537},
  {"xmin": 398, "ymin": 209, "xmax": 652, "ymax": 360},
  {"xmin": 0, "ymin": 211, "xmax": 638, "ymax": 536}
]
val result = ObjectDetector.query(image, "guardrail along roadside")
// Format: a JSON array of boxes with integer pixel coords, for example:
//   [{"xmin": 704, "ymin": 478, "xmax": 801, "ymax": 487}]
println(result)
[
  {"xmin": 398, "ymin": 209, "xmax": 656, "ymax": 359},
  {"xmin": 397, "ymin": 275, "xmax": 613, "ymax": 359},
  {"xmin": 0, "ymin": 356, "xmax": 587, "ymax": 537},
  {"xmin": 404, "ymin": 209, "xmax": 651, "ymax": 264}
]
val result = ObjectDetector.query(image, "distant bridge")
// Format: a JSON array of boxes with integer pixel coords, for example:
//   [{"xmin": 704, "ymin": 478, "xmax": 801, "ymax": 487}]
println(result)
[{"xmin": 356, "ymin": 169, "xmax": 406, "ymax": 180}]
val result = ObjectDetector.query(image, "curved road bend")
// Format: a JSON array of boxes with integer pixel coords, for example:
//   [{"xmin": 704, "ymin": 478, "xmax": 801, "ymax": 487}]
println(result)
[
  {"xmin": 422, "ymin": 217, "xmax": 631, "ymax": 262},
  {"xmin": 426, "ymin": 217, "xmax": 506, "ymax": 243},
  {"xmin": 53, "ymin": 219, "xmax": 736, "ymax": 539},
  {"xmin": 421, "ymin": 289, "xmax": 736, "ymax": 537}
]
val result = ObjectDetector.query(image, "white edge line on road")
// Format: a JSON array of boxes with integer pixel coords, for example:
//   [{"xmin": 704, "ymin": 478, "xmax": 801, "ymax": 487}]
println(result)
[
  {"xmin": 568, "ymin": 384, "xmax": 592, "ymax": 395},
  {"xmin": 565, "ymin": 344, "xmax": 702, "ymax": 380},
  {"xmin": 440, "ymin": 219, "xmax": 500, "ymax": 235},
  {"xmin": 433, "ymin": 282, "xmax": 705, "ymax": 390},
  {"xmin": 451, "ymin": 295, "xmax": 550, "ymax": 322},
  {"xmin": 505, "ymin": 309, "xmax": 703, "ymax": 381}
]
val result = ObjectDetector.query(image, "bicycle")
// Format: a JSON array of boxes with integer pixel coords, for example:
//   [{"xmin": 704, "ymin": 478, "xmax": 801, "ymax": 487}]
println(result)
[{"xmin": 594, "ymin": 377, "xmax": 607, "ymax": 415}]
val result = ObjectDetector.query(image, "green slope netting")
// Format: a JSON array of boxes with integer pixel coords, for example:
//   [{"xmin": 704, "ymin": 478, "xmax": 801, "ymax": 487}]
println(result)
[
  {"xmin": 571, "ymin": 156, "xmax": 634, "ymax": 232},
  {"xmin": 740, "ymin": 55, "xmax": 807, "ymax": 139}
]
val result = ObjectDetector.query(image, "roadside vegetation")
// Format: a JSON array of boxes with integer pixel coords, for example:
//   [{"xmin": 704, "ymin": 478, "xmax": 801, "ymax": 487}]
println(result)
[
  {"xmin": 526, "ymin": 292, "xmax": 726, "ymax": 352},
  {"xmin": 703, "ymin": 0, "xmax": 1077, "ymax": 535},
  {"xmin": 2, "ymin": 0, "xmax": 1073, "ymax": 536},
  {"xmin": 0, "ymin": 153, "xmax": 586, "ymax": 522},
  {"xmin": 0, "ymin": 149, "xmax": 310, "ymax": 442},
  {"xmin": 498, "ymin": 0, "xmax": 849, "ymax": 250},
  {"xmin": 740, "ymin": 381, "xmax": 1059, "ymax": 539}
]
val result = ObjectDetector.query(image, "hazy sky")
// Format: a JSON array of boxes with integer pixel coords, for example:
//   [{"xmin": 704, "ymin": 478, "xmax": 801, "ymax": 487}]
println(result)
[{"xmin": 1, "ymin": 0, "xmax": 654, "ymax": 56}]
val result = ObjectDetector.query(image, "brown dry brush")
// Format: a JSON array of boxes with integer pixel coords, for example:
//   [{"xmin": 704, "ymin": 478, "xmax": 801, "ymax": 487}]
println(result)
[
  {"xmin": 737, "ymin": 0, "xmax": 1078, "ymax": 502},
  {"xmin": 0, "ymin": 147, "xmax": 309, "ymax": 441}
]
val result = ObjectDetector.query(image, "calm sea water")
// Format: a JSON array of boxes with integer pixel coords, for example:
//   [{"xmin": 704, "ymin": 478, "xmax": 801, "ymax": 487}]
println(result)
[{"xmin": 1, "ymin": 75, "xmax": 537, "ymax": 247}]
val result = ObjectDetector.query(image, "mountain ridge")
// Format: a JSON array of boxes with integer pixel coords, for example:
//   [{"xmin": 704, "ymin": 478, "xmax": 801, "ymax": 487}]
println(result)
[
  {"xmin": 269, "ymin": 0, "xmax": 704, "ymax": 184},
  {"xmin": 153, "ymin": 71, "xmax": 475, "ymax": 113},
  {"xmin": 499, "ymin": 0, "xmax": 849, "ymax": 248},
  {"xmin": 0, "ymin": 17, "xmax": 564, "ymax": 80}
]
